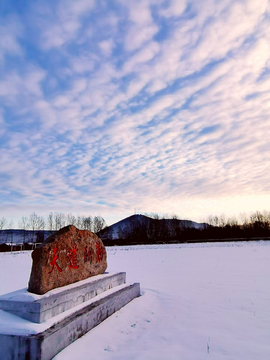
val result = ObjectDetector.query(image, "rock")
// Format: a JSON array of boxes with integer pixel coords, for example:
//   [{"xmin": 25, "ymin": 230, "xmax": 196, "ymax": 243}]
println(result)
[{"xmin": 28, "ymin": 225, "xmax": 107, "ymax": 295}]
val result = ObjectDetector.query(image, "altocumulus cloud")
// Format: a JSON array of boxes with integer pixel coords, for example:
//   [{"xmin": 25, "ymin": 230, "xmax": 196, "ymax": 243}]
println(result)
[{"xmin": 0, "ymin": 0, "xmax": 270, "ymax": 225}]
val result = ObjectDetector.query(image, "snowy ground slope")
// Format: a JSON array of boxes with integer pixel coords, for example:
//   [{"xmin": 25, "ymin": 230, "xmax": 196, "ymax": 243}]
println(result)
[{"xmin": 1, "ymin": 242, "xmax": 270, "ymax": 359}]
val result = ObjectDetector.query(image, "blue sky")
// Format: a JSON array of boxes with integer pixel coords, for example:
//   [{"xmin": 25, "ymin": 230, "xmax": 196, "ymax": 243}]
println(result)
[{"xmin": 1, "ymin": 0, "xmax": 270, "ymax": 226}]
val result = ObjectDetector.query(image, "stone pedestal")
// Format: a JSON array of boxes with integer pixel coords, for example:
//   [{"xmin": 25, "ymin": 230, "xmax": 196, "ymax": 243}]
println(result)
[{"xmin": 0, "ymin": 273, "xmax": 140, "ymax": 360}]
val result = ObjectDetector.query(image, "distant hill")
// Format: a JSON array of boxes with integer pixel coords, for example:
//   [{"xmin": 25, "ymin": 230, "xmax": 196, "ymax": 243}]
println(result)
[{"xmin": 98, "ymin": 214, "xmax": 206, "ymax": 242}]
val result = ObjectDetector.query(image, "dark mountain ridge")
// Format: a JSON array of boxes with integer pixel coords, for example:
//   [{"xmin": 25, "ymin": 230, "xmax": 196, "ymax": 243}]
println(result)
[{"xmin": 98, "ymin": 214, "xmax": 206, "ymax": 243}]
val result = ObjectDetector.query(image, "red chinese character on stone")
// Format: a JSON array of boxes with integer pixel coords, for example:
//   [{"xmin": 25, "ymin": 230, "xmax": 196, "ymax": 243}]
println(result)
[
  {"xmin": 84, "ymin": 246, "xmax": 92, "ymax": 263},
  {"xmin": 96, "ymin": 242, "xmax": 103, "ymax": 262},
  {"xmin": 68, "ymin": 243, "xmax": 79, "ymax": 269},
  {"xmin": 49, "ymin": 246, "xmax": 62, "ymax": 274}
]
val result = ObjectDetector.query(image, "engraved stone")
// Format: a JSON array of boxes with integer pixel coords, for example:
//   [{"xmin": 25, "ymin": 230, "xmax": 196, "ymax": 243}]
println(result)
[{"xmin": 28, "ymin": 225, "xmax": 107, "ymax": 295}]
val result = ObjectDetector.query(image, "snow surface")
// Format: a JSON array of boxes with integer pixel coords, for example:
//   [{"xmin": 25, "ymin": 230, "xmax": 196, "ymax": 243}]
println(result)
[{"xmin": 1, "ymin": 241, "xmax": 270, "ymax": 359}]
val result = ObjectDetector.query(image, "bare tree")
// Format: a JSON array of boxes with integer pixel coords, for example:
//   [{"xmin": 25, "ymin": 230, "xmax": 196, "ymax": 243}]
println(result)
[
  {"xmin": 8, "ymin": 220, "xmax": 14, "ymax": 251},
  {"xmin": 218, "ymin": 214, "xmax": 226, "ymax": 228},
  {"xmin": 76, "ymin": 215, "xmax": 83, "ymax": 229},
  {"xmin": 47, "ymin": 212, "xmax": 54, "ymax": 231},
  {"xmin": 171, "ymin": 214, "xmax": 180, "ymax": 238},
  {"xmin": 207, "ymin": 215, "xmax": 214, "ymax": 226},
  {"xmin": 18, "ymin": 216, "xmax": 29, "ymax": 245},
  {"xmin": 82, "ymin": 216, "xmax": 93, "ymax": 231},
  {"xmin": 0, "ymin": 217, "xmax": 6, "ymax": 230},
  {"xmin": 226, "ymin": 216, "xmax": 238, "ymax": 227},
  {"xmin": 207, "ymin": 215, "xmax": 221, "ymax": 227},
  {"xmin": 250, "ymin": 211, "xmax": 264, "ymax": 225},
  {"xmin": 37, "ymin": 216, "xmax": 45, "ymax": 231},
  {"xmin": 213, "ymin": 216, "xmax": 219, "ymax": 227},
  {"xmin": 249, "ymin": 211, "xmax": 269, "ymax": 233},
  {"xmin": 54, "ymin": 212, "xmax": 66, "ymax": 230},
  {"xmin": 159, "ymin": 216, "xmax": 169, "ymax": 240},
  {"xmin": 151, "ymin": 213, "xmax": 161, "ymax": 240},
  {"xmin": 28, "ymin": 212, "xmax": 45, "ymax": 245},
  {"xmin": 67, "ymin": 213, "xmax": 76, "ymax": 226},
  {"xmin": 263, "ymin": 210, "xmax": 270, "ymax": 226},
  {"xmin": 93, "ymin": 216, "xmax": 106, "ymax": 233},
  {"xmin": 18, "ymin": 216, "xmax": 29, "ymax": 229},
  {"xmin": 29, "ymin": 212, "xmax": 39, "ymax": 233}
]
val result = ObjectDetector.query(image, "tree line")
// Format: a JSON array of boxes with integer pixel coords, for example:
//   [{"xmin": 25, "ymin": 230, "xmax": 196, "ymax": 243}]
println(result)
[
  {"xmin": 2, "ymin": 209, "xmax": 270, "ymax": 247},
  {"xmin": 100, "ymin": 210, "xmax": 270, "ymax": 245},
  {"xmin": 0, "ymin": 212, "xmax": 106, "ymax": 233},
  {"xmin": 203, "ymin": 210, "xmax": 270, "ymax": 240}
]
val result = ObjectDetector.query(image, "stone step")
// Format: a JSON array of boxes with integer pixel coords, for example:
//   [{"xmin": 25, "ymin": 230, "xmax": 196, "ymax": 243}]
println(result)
[
  {"xmin": 0, "ymin": 282, "xmax": 140, "ymax": 360},
  {"xmin": 0, "ymin": 272, "xmax": 126, "ymax": 323}
]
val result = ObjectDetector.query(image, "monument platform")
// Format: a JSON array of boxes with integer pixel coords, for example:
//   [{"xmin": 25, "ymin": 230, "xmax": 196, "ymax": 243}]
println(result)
[{"xmin": 0, "ymin": 272, "xmax": 140, "ymax": 360}]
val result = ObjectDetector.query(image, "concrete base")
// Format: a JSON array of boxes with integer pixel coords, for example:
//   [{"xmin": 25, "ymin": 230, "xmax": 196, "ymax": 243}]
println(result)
[
  {"xmin": 0, "ymin": 273, "xmax": 140, "ymax": 360},
  {"xmin": 0, "ymin": 272, "xmax": 126, "ymax": 323}
]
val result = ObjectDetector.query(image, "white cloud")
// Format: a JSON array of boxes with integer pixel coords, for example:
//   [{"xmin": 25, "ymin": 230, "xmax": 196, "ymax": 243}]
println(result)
[
  {"xmin": 0, "ymin": 16, "xmax": 23, "ymax": 62},
  {"xmin": 71, "ymin": 78, "xmax": 88, "ymax": 94},
  {"xmin": 1, "ymin": 0, "xmax": 270, "ymax": 224},
  {"xmin": 70, "ymin": 55, "xmax": 95, "ymax": 74},
  {"xmin": 39, "ymin": 0, "xmax": 96, "ymax": 49},
  {"xmin": 0, "ymin": 67, "xmax": 46, "ymax": 105},
  {"xmin": 189, "ymin": 0, "xmax": 268, "ymax": 66},
  {"xmin": 159, "ymin": 0, "xmax": 187, "ymax": 18},
  {"xmin": 123, "ymin": 41, "xmax": 160, "ymax": 74},
  {"xmin": 24, "ymin": 69, "xmax": 46, "ymax": 96},
  {"xmin": 124, "ymin": 1, "xmax": 159, "ymax": 51},
  {"xmin": 99, "ymin": 39, "xmax": 114, "ymax": 56},
  {"xmin": 41, "ymin": 25, "xmax": 68, "ymax": 49},
  {"xmin": 125, "ymin": 23, "xmax": 159, "ymax": 51},
  {"xmin": 34, "ymin": 100, "xmax": 57, "ymax": 128},
  {"xmin": 128, "ymin": 0, "xmax": 153, "ymax": 24},
  {"xmin": 0, "ymin": 109, "xmax": 6, "ymax": 137},
  {"xmin": 0, "ymin": 73, "xmax": 20, "ymax": 98},
  {"xmin": 61, "ymin": 0, "xmax": 95, "ymax": 16},
  {"xmin": 244, "ymin": 38, "xmax": 270, "ymax": 72},
  {"xmin": 147, "ymin": 78, "xmax": 167, "ymax": 93}
]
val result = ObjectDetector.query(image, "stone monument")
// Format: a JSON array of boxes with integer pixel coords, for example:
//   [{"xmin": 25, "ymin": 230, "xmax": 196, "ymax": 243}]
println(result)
[
  {"xmin": 28, "ymin": 225, "xmax": 107, "ymax": 294},
  {"xmin": 0, "ymin": 226, "xmax": 140, "ymax": 360}
]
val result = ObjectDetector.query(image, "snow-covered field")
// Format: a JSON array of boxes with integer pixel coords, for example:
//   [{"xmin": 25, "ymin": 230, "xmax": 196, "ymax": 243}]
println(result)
[{"xmin": 1, "ymin": 241, "xmax": 270, "ymax": 359}]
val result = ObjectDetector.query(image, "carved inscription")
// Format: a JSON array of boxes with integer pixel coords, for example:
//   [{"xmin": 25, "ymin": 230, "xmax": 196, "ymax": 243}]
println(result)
[
  {"xmin": 49, "ymin": 247, "xmax": 62, "ymax": 274},
  {"xmin": 68, "ymin": 244, "xmax": 79, "ymax": 269},
  {"xmin": 47, "ymin": 241, "xmax": 104, "ymax": 273},
  {"xmin": 84, "ymin": 246, "xmax": 92, "ymax": 263},
  {"xmin": 96, "ymin": 242, "xmax": 103, "ymax": 262}
]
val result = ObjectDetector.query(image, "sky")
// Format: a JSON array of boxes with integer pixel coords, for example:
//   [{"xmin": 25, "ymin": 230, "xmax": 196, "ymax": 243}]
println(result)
[{"xmin": 0, "ymin": 0, "xmax": 270, "ymax": 227}]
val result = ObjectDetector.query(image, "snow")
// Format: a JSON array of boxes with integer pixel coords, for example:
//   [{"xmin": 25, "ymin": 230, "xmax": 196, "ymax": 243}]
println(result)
[
  {"xmin": 0, "ymin": 273, "xmax": 121, "ymax": 303},
  {"xmin": 0, "ymin": 283, "xmax": 129, "ymax": 336},
  {"xmin": 1, "ymin": 241, "xmax": 270, "ymax": 359}
]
